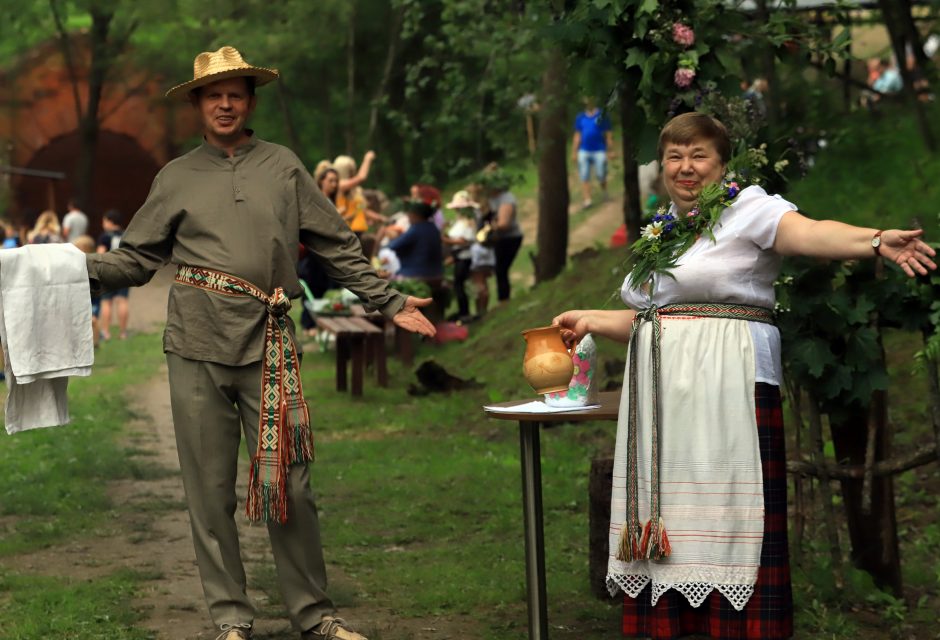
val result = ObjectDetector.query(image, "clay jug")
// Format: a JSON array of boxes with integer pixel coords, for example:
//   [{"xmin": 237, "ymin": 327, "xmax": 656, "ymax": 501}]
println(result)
[{"xmin": 521, "ymin": 325, "xmax": 574, "ymax": 395}]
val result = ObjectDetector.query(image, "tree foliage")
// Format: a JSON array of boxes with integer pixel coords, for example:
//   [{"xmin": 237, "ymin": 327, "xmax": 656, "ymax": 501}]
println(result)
[{"xmin": 2, "ymin": 0, "xmax": 547, "ymax": 195}]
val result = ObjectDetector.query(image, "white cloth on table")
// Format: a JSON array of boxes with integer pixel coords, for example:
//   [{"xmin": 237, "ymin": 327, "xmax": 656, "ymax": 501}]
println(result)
[
  {"xmin": 620, "ymin": 185, "xmax": 795, "ymax": 385},
  {"xmin": 0, "ymin": 243, "xmax": 94, "ymax": 434}
]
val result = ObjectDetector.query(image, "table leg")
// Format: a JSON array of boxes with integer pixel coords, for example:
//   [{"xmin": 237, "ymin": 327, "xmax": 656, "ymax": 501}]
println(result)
[
  {"xmin": 335, "ymin": 335, "xmax": 348, "ymax": 392},
  {"xmin": 351, "ymin": 337, "xmax": 364, "ymax": 397},
  {"xmin": 373, "ymin": 334, "xmax": 388, "ymax": 387},
  {"xmin": 519, "ymin": 420, "xmax": 548, "ymax": 639},
  {"xmin": 395, "ymin": 324, "xmax": 414, "ymax": 366}
]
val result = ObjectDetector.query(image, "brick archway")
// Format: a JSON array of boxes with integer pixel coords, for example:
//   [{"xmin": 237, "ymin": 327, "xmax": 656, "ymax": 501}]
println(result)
[
  {"xmin": 0, "ymin": 37, "xmax": 199, "ymax": 232},
  {"xmin": 14, "ymin": 130, "xmax": 161, "ymax": 235}
]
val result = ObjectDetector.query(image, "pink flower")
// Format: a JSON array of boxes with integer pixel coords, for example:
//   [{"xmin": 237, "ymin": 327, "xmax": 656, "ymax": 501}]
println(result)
[
  {"xmin": 686, "ymin": 207, "xmax": 700, "ymax": 217},
  {"xmin": 572, "ymin": 353, "xmax": 591, "ymax": 386},
  {"xmin": 672, "ymin": 23, "xmax": 695, "ymax": 47},
  {"xmin": 674, "ymin": 67, "xmax": 696, "ymax": 88}
]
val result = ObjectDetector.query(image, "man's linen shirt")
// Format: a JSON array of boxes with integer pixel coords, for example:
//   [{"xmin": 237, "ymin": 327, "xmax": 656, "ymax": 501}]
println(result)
[{"xmin": 87, "ymin": 136, "xmax": 405, "ymax": 366}]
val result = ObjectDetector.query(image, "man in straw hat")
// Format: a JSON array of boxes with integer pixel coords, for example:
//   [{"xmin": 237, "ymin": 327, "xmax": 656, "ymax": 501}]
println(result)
[{"xmin": 87, "ymin": 46, "xmax": 435, "ymax": 640}]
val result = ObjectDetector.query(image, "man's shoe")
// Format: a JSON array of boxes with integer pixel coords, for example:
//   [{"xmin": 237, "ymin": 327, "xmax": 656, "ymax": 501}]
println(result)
[
  {"xmin": 215, "ymin": 626, "xmax": 252, "ymax": 640},
  {"xmin": 302, "ymin": 615, "xmax": 369, "ymax": 640}
]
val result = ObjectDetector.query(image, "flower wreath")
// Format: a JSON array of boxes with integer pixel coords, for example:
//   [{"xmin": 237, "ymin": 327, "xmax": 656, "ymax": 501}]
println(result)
[{"xmin": 625, "ymin": 177, "xmax": 742, "ymax": 290}]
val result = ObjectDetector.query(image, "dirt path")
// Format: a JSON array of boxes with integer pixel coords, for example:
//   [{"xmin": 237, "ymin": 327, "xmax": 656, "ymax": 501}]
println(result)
[
  {"xmin": 510, "ymin": 193, "xmax": 623, "ymax": 293},
  {"xmin": 517, "ymin": 194, "xmax": 623, "ymax": 256}
]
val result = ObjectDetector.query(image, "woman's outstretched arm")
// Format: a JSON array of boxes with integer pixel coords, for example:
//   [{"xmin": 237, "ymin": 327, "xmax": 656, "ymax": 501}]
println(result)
[{"xmin": 773, "ymin": 211, "xmax": 936, "ymax": 277}]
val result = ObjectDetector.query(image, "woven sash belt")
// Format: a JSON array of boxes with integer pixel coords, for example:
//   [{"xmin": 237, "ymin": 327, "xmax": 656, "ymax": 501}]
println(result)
[
  {"xmin": 174, "ymin": 264, "xmax": 313, "ymax": 524},
  {"xmin": 618, "ymin": 302, "xmax": 774, "ymax": 562}
]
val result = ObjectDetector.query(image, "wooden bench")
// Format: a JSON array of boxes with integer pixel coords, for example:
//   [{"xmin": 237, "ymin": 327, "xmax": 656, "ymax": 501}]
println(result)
[
  {"xmin": 315, "ymin": 316, "xmax": 387, "ymax": 396},
  {"xmin": 349, "ymin": 304, "xmax": 407, "ymax": 366},
  {"xmin": 383, "ymin": 277, "xmax": 451, "ymax": 365}
]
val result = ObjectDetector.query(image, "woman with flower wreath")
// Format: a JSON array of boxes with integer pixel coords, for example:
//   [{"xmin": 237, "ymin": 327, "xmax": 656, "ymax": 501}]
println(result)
[{"xmin": 553, "ymin": 111, "xmax": 935, "ymax": 639}]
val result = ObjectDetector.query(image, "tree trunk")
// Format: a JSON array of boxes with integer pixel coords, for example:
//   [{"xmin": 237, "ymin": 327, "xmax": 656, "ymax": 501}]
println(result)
[
  {"xmin": 534, "ymin": 48, "xmax": 569, "ymax": 283},
  {"xmin": 754, "ymin": 0, "xmax": 779, "ymax": 130},
  {"xmin": 898, "ymin": 0, "xmax": 929, "ymax": 72},
  {"xmin": 276, "ymin": 79, "xmax": 302, "ymax": 155},
  {"xmin": 49, "ymin": 0, "xmax": 83, "ymax": 124},
  {"xmin": 879, "ymin": 0, "xmax": 935, "ymax": 152},
  {"xmin": 345, "ymin": 0, "xmax": 357, "ymax": 155},
  {"xmin": 367, "ymin": 4, "xmax": 406, "ymax": 148},
  {"xmin": 828, "ymin": 395, "xmax": 903, "ymax": 595},
  {"xmin": 618, "ymin": 74, "xmax": 643, "ymax": 244},
  {"xmin": 73, "ymin": 7, "xmax": 116, "ymax": 213},
  {"xmin": 589, "ymin": 457, "xmax": 616, "ymax": 601}
]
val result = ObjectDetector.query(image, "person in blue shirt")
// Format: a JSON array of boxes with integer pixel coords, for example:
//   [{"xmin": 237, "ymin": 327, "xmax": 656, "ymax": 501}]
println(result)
[
  {"xmin": 571, "ymin": 97, "xmax": 615, "ymax": 209},
  {"xmin": 387, "ymin": 185, "xmax": 444, "ymax": 280}
]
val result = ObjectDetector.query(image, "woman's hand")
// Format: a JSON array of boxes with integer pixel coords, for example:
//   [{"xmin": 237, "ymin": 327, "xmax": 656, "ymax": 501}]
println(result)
[
  {"xmin": 553, "ymin": 309, "xmax": 637, "ymax": 345},
  {"xmin": 392, "ymin": 297, "xmax": 436, "ymax": 337},
  {"xmin": 553, "ymin": 310, "xmax": 592, "ymax": 348},
  {"xmin": 880, "ymin": 229, "xmax": 937, "ymax": 277}
]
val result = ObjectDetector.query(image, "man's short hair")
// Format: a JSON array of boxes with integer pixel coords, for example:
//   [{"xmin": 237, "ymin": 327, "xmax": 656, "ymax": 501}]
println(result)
[{"xmin": 104, "ymin": 209, "xmax": 123, "ymax": 225}]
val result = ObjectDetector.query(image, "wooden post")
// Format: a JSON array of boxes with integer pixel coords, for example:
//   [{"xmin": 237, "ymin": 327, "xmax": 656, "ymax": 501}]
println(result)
[
  {"xmin": 589, "ymin": 457, "xmax": 617, "ymax": 601},
  {"xmin": 351, "ymin": 336, "xmax": 365, "ymax": 397},
  {"xmin": 336, "ymin": 336, "xmax": 348, "ymax": 392},
  {"xmin": 46, "ymin": 180, "xmax": 56, "ymax": 210}
]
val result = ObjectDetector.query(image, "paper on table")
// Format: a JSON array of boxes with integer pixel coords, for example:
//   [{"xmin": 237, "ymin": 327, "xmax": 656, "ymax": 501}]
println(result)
[{"xmin": 484, "ymin": 400, "xmax": 602, "ymax": 414}]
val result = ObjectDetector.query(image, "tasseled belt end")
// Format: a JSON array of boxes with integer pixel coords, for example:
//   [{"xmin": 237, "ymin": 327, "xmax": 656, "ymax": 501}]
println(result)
[
  {"xmin": 640, "ymin": 517, "xmax": 672, "ymax": 560},
  {"xmin": 616, "ymin": 522, "xmax": 641, "ymax": 562},
  {"xmin": 617, "ymin": 518, "xmax": 671, "ymax": 562},
  {"xmin": 246, "ymin": 457, "xmax": 288, "ymax": 524}
]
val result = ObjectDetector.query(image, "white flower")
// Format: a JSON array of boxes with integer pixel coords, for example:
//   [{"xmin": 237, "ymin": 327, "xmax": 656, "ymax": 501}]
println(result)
[{"xmin": 642, "ymin": 221, "xmax": 664, "ymax": 241}]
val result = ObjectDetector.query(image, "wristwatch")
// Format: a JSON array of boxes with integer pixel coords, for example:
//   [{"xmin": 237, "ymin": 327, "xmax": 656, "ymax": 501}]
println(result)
[{"xmin": 871, "ymin": 230, "xmax": 883, "ymax": 256}]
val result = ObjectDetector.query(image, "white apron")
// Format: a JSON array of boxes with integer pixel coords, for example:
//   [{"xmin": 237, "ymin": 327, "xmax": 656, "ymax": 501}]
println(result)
[{"xmin": 606, "ymin": 315, "xmax": 764, "ymax": 611}]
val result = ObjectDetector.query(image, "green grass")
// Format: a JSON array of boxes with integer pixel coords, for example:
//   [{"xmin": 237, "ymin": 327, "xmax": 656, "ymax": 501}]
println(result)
[
  {"xmin": 0, "ymin": 332, "xmax": 166, "ymax": 556},
  {"xmin": 0, "ymin": 569, "xmax": 155, "ymax": 640},
  {"xmin": 0, "ymin": 332, "xmax": 166, "ymax": 638}
]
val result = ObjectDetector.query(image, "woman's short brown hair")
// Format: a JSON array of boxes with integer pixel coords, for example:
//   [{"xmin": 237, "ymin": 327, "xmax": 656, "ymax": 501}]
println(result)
[{"xmin": 658, "ymin": 112, "xmax": 732, "ymax": 165}]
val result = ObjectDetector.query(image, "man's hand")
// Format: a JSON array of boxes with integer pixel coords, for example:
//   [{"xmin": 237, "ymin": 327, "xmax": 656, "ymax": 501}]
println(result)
[{"xmin": 392, "ymin": 296, "xmax": 436, "ymax": 337}]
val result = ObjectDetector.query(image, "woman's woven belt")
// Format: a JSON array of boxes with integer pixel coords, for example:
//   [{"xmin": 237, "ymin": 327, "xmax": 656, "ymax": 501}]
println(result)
[
  {"xmin": 618, "ymin": 302, "xmax": 774, "ymax": 562},
  {"xmin": 174, "ymin": 264, "xmax": 313, "ymax": 524}
]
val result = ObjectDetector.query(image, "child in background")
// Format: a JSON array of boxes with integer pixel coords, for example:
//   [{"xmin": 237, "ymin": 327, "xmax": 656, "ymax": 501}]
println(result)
[
  {"xmin": 443, "ymin": 190, "xmax": 479, "ymax": 321},
  {"xmin": 97, "ymin": 209, "xmax": 130, "ymax": 340},
  {"xmin": 72, "ymin": 234, "xmax": 100, "ymax": 348}
]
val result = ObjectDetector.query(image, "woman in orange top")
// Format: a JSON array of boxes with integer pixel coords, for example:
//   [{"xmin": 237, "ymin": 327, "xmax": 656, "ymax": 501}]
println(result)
[{"xmin": 332, "ymin": 152, "xmax": 387, "ymax": 238}]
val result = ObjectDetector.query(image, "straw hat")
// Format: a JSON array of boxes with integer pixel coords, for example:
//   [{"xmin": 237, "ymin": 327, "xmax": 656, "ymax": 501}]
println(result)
[
  {"xmin": 446, "ymin": 190, "xmax": 479, "ymax": 210},
  {"xmin": 165, "ymin": 46, "xmax": 279, "ymax": 100}
]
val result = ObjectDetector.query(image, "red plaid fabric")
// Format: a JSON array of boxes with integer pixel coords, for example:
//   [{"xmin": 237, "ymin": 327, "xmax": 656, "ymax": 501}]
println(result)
[{"xmin": 621, "ymin": 383, "xmax": 793, "ymax": 639}]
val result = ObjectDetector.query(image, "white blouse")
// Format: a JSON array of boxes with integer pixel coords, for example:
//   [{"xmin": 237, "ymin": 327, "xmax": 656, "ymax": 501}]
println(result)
[{"xmin": 620, "ymin": 185, "xmax": 796, "ymax": 385}]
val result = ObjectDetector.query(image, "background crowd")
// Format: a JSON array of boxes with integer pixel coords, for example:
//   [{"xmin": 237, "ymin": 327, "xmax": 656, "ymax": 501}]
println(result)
[
  {"xmin": 1, "ymin": 202, "xmax": 131, "ymax": 347},
  {"xmin": 302, "ymin": 154, "xmax": 524, "ymax": 335}
]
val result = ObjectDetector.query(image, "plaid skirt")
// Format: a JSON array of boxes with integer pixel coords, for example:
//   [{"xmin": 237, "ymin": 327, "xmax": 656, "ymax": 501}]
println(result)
[{"xmin": 622, "ymin": 383, "xmax": 793, "ymax": 639}]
